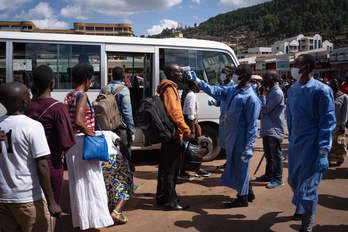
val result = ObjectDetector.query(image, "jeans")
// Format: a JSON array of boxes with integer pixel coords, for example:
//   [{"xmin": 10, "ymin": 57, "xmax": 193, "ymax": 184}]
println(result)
[
  {"xmin": 156, "ymin": 139, "xmax": 182, "ymax": 206},
  {"xmin": 263, "ymin": 136, "xmax": 283, "ymax": 182}
]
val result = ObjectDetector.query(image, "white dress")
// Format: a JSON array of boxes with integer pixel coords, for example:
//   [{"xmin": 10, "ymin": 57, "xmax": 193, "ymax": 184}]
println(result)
[{"xmin": 66, "ymin": 131, "xmax": 118, "ymax": 230}]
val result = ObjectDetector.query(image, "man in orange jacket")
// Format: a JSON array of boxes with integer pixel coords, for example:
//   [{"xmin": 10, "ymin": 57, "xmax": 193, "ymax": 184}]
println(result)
[{"xmin": 156, "ymin": 64, "xmax": 192, "ymax": 210}]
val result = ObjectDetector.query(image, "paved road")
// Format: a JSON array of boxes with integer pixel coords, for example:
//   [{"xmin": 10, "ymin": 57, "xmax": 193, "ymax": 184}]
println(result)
[{"xmin": 59, "ymin": 136, "xmax": 348, "ymax": 232}]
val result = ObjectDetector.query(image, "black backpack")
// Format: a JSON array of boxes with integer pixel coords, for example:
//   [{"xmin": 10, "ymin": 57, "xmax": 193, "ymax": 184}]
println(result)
[{"xmin": 137, "ymin": 91, "xmax": 176, "ymax": 145}]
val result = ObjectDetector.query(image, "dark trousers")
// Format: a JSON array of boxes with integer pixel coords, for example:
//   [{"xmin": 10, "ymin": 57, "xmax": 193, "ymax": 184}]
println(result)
[
  {"xmin": 115, "ymin": 128, "xmax": 132, "ymax": 158},
  {"xmin": 263, "ymin": 136, "xmax": 283, "ymax": 182},
  {"xmin": 156, "ymin": 139, "xmax": 182, "ymax": 206}
]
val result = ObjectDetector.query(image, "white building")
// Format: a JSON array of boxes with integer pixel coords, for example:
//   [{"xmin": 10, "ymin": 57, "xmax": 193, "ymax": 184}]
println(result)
[
  {"xmin": 322, "ymin": 40, "xmax": 334, "ymax": 52},
  {"xmin": 271, "ymin": 34, "xmax": 329, "ymax": 54},
  {"xmin": 237, "ymin": 47, "xmax": 272, "ymax": 59},
  {"xmin": 330, "ymin": 47, "xmax": 348, "ymax": 63}
]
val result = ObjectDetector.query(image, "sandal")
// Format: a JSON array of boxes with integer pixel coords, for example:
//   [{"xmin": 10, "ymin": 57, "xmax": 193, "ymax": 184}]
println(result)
[{"xmin": 112, "ymin": 210, "xmax": 128, "ymax": 225}]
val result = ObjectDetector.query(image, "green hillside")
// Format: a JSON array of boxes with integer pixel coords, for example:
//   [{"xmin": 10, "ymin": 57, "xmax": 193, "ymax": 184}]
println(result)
[{"xmin": 152, "ymin": 0, "xmax": 348, "ymax": 49}]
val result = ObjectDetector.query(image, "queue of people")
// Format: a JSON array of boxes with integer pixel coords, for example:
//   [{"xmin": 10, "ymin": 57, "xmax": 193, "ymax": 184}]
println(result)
[{"xmin": 0, "ymin": 53, "xmax": 345, "ymax": 232}]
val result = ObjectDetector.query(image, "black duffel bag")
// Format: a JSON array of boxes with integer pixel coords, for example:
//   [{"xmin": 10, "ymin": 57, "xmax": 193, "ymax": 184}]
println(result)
[{"xmin": 184, "ymin": 136, "xmax": 212, "ymax": 171}]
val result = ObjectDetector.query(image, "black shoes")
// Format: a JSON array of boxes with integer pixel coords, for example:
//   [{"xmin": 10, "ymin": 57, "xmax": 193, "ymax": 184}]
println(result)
[
  {"xmin": 224, "ymin": 195, "xmax": 249, "ymax": 208},
  {"xmin": 248, "ymin": 192, "xmax": 255, "ymax": 202},
  {"xmin": 216, "ymin": 163, "xmax": 227, "ymax": 170},
  {"xmin": 236, "ymin": 193, "xmax": 255, "ymax": 203}
]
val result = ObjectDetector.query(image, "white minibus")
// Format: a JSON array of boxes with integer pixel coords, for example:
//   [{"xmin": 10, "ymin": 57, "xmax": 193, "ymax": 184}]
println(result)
[{"xmin": 0, "ymin": 31, "xmax": 239, "ymax": 161}]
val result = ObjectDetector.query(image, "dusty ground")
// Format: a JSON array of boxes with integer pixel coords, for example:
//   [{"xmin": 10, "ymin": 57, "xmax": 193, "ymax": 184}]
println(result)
[{"xmin": 58, "ymin": 136, "xmax": 348, "ymax": 232}]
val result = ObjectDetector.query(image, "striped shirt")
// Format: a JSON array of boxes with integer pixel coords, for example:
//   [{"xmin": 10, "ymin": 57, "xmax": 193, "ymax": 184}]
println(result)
[{"xmin": 64, "ymin": 90, "xmax": 95, "ymax": 133}]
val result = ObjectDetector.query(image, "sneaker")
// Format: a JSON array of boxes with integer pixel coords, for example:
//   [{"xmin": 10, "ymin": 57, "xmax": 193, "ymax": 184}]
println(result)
[
  {"xmin": 195, "ymin": 169, "xmax": 211, "ymax": 177},
  {"xmin": 255, "ymin": 175, "xmax": 272, "ymax": 182},
  {"xmin": 266, "ymin": 180, "xmax": 284, "ymax": 189},
  {"xmin": 177, "ymin": 173, "xmax": 195, "ymax": 181}
]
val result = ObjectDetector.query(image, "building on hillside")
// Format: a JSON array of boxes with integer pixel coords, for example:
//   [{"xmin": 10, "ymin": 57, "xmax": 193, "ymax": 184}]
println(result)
[
  {"xmin": 237, "ymin": 34, "xmax": 340, "ymax": 80},
  {"xmin": 239, "ymin": 47, "xmax": 343, "ymax": 80},
  {"xmin": 0, "ymin": 21, "xmax": 134, "ymax": 36},
  {"xmin": 271, "ymin": 34, "xmax": 333, "ymax": 54},
  {"xmin": 329, "ymin": 47, "xmax": 348, "ymax": 78},
  {"xmin": 73, "ymin": 22, "xmax": 133, "ymax": 36},
  {"xmin": 237, "ymin": 47, "xmax": 272, "ymax": 59}
]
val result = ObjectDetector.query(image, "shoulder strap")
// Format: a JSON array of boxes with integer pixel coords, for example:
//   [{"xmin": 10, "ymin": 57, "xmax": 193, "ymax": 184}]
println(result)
[
  {"xmin": 38, "ymin": 101, "xmax": 59, "ymax": 120},
  {"xmin": 112, "ymin": 85, "xmax": 125, "ymax": 96},
  {"xmin": 75, "ymin": 92, "xmax": 102, "ymax": 130},
  {"xmin": 100, "ymin": 86, "xmax": 109, "ymax": 94},
  {"xmin": 159, "ymin": 85, "xmax": 179, "ymax": 100},
  {"xmin": 76, "ymin": 92, "xmax": 92, "ymax": 111}
]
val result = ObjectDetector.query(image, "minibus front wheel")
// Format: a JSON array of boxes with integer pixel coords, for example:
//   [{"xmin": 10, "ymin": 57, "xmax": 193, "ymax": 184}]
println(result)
[{"xmin": 200, "ymin": 123, "xmax": 221, "ymax": 162}]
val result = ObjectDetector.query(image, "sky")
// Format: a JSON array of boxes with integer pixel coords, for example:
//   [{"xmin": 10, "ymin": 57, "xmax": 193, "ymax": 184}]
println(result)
[{"xmin": 0, "ymin": 0, "xmax": 271, "ymax": 36}]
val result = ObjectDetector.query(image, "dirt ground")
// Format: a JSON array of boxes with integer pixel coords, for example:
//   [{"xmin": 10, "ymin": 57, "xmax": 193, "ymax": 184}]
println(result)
[{"xmin": 58, "ymin": 136, "xmax": 348, "ymax": 232}]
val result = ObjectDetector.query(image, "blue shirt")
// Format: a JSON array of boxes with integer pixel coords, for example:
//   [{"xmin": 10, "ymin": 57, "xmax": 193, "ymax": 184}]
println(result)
[
  {"xmin": 105, "ymin": 80, "xmax": 136, "ymax": 135},
  {"xmin": 260, "ymin": 83, "xmax": 285, "ymax": 140}
]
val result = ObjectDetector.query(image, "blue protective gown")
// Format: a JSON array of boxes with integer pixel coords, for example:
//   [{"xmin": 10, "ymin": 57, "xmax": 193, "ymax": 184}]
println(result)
[
  {"xmin": 215, "ymin": 80, "xmax": 234, "ymax": 149},
  {"xmin": 199, "ymin": 81, "xmax": 261, "ymax": 195},
  {"xmin": 286, "ymin": 78, "xmax": 336, "ymax": 215}
]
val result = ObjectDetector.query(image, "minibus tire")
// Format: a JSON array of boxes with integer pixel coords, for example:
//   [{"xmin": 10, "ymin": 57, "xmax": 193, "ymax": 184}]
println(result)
[{"xmin": 201, "ymin": 124, "xmax": 221, "ymax": 162}]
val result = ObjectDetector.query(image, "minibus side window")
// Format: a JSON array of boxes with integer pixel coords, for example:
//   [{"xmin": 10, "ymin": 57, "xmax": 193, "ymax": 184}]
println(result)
[
  {"xmin": 12, "ymin": 42, "xmax": 101, "ymax": 89},
  {"xmin": 0, "ymin": 42, "xmax": 6, "ymax": 85},
  {"xmin": 159, "ymin": 48, "xmax": 235, "ymax": 86},
  {"xmin": 199, "ymin": 51, "xmax": 235, "ymax": 85}
]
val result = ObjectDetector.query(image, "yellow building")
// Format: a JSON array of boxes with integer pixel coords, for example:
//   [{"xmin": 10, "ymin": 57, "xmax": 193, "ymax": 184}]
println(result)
[{"xmin": 0, "ymin": 21, "xmax": 133, "ymax": 36}]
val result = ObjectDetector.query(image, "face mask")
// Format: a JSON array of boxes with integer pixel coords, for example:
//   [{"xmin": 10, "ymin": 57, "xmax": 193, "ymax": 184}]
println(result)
[
  {"xmin": 291, "ymin": 67, "xmax": 301, "ymax": 81},
  {"xmin": 232, "ymin": 74, "xmax": 240, "ymax": 85},
  {"xmin": 219, "ymin": 73, "xmax": 227, "ymax": 82}
]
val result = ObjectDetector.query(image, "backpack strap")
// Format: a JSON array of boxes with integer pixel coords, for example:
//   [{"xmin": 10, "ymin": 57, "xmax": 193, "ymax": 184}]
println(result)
[
  {"xmin": 111, "ymin": 85, "xmax": 125, "ymax": 96},
  {"xmin": 38, "ymin": 101, "xmax": 59, "ymax": 120}
]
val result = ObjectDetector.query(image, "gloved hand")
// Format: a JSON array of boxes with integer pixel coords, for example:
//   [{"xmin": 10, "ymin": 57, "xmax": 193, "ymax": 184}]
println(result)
[
  {"xmin": 208, "ymin": 99, "xmax": 217, "ymax": 106},
  {"xmin": 315, "ymin": 150, "xmax": 329, "ymax": 172},
  {"xmin": 186, "ymin": 71, "xmax": 200, "ymax": 82},
  {"xmin": 241, "ymin": 148, "xmax": 253, "ymax": 163}
]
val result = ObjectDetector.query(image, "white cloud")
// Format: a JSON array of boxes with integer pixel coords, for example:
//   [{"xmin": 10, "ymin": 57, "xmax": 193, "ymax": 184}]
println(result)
[
  {"xmin": 60, "ymin": 5, "xmax": 86, "ymax": 20},
  {"xmin": 192, "ymin": 0, "xmax": 200, "ymax": 4},
  {"xmin": 219, "ymin": 0, "xmax": 271, "ymax": 8},
  {"xmin": 147, "ymin": 19, "xmax": 179, "ymax": 36},
  {"xmin": 0, "ymin": 0, "xmax": 29, "ymax": 11},
  {"xmin": 17, "ymin": 2, "xmax": 53, "ymax": 19},
  {"xmin": 60, "ymin": 0, "xmax": 182, "ymax": 19},
  {"xmin": 16, "ymin": 2, "xmax": 69, "ymax": 29},
  {"xmin": 32, "ymin": 18, "xmax": 69, "ymax": 29}
]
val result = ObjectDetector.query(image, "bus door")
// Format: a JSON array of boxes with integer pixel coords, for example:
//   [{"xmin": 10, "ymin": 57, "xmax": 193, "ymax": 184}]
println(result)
[{"xmin": 106, "ymin": 51, "xmax": 153, "ymax": 146}]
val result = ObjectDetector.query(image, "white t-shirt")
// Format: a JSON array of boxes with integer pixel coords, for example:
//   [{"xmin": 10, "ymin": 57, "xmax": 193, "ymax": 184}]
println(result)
[
  {"xmin": 0, "ymin": 115, "xmax": 50, "ymax": 203},
  {"xmin": 183, "ymin": 91, "xmax": 198, "ymax": 120}
]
